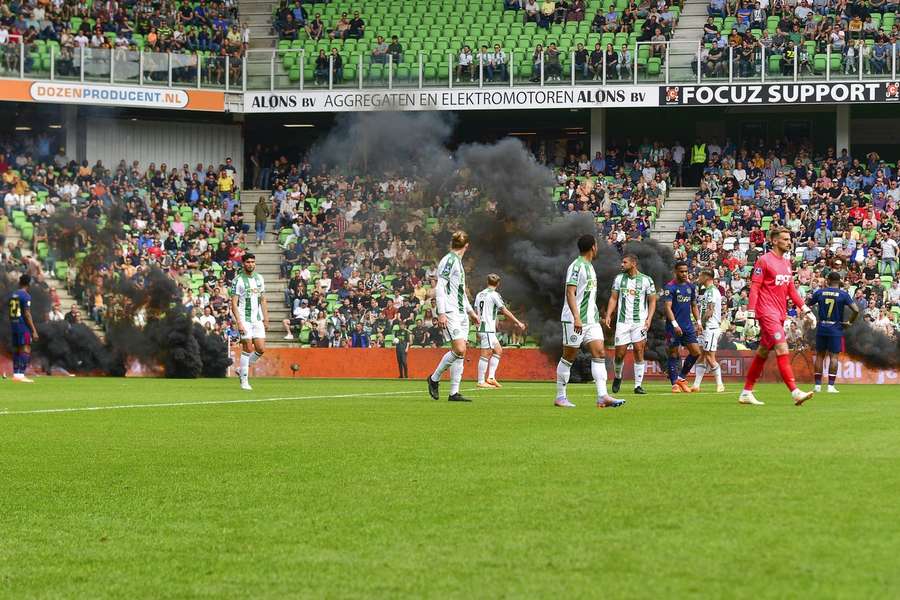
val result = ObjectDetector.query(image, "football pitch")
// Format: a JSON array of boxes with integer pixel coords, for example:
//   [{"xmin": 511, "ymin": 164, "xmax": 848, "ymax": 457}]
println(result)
[{"xmin": 1, "ymin": 378, "xmax": 898, "ymax": 598}]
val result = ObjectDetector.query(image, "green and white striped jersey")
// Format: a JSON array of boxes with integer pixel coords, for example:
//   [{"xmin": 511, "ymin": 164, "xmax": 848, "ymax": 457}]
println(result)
[
  {"xmin": 232, "ymin": 272, "xmax": 266, "ymax": 323},
  {"xmin": 475, "ymin": 288, "xmax": 504, "ymax": 333},
  {"xmin": 699, "ymin": 284, "xmax": 723, "ymax": 329},
  {"xmin": 561, "ymin": 256, "xmax": 599, "ymax": 324},
  {"xmin": 612, "ymin": 272, "xmax": 656, "ymax": 324},
  {"xmin": 436, "ymin": 252, "xmax": 472, "ymax": 316}
]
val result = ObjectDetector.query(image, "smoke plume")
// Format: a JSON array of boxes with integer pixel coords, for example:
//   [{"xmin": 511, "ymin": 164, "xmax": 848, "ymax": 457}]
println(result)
[{"xmin": 310, "ymin": 112, "xmax": 674, "ymax": 366}]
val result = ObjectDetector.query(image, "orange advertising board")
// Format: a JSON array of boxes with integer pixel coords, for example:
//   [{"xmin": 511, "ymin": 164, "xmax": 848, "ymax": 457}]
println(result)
[{"xmin": 0, "ymin": 78, "xmax": 224, "ymax": 111}]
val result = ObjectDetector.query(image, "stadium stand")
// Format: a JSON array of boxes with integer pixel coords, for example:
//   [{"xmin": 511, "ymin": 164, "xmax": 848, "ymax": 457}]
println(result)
[
  {"xmin": 0, "ymin": 0, "xmax": 246, "ymax": 85},
  {"xmin": 267, "ymin": 0, "xmax": 686, "ymax": 85},
  {"xmin": 669, "ymin": 138, "xmax": 900, "ymax": 346}
]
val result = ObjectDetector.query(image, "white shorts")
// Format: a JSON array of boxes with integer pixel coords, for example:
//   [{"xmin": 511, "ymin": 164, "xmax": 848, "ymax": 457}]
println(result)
[
  {"xmin": 240, "ymin": 321, "xmax": 266, "ymax": 340},
  {"xmin": 443, "ymin": 313, "xmax": 470, "ymax": 343},
  {"xmin": 562, "ymin": 322, "xmax": 604, "ymax": 348},
  {"xmin": 478, "ymin": 332, "xmax": 500, "ymax": 349},
  {"xmin": 614, "ymin": 322, "xmax": 647, "ymax": 347},
  {"xmin": 700, "ymin": 328, "xmax": 721, "ymax": 352}
]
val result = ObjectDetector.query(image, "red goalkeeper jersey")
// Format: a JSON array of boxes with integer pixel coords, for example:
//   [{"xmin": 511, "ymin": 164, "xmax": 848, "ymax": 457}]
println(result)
[{"xmin": 748, "ymin": 251, "xmax": 804, "ymax": 323}]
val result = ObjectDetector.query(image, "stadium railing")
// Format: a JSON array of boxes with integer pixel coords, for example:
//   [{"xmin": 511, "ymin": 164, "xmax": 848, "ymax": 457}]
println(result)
[{"xmin": 2, "ymin": 41, "xmax": 898, "ymax": 91}]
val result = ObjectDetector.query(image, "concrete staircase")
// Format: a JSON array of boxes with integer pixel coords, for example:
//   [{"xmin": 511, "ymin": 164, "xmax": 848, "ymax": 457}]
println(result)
[
  {"xmin": 4, "ymin": 225, "xmax": 105, "ymax": 338},
  {"xmin": 651, "ymin": 187, "xmax": 695, "ymax": 245},
  {"xmin": 239, "ymin": 189, "xmax": 294, "ymax": 347},
  {"xmin": 667, "ymin": 0, "xmax": 706, "ymax": 81},
  {"xmin": 240, "ymin": 0, "xmax": 280, "ymax": 89}
]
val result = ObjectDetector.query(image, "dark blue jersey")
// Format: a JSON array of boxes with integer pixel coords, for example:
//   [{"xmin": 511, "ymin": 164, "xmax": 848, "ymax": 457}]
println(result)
[
  {"xmin": 662, "ymin": 280, "xmax": 696, "ymax": 331},
  {"xmin": 808, "ymin": 287, "xmax": 854, "ymax": 336},
  {"xmin": 7, "ymin": 289, "xmax": 31, "ymax": 327}
]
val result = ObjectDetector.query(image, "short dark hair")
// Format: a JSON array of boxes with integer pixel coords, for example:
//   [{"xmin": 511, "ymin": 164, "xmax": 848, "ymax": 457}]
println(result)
[
  {"xmin": 19, "ymin": 274, "xmax": 31, "ymax": 287},
  {"xmin": 827, "ymin": 272, "xmax": 842, "ymax": 284},
  {"xmin": 243, "ymin": 253, "xmax": 256, "ymax": 261},
  {"xmin": 623, "ymin": 253, "xmax": 639, "ymax": 264},
  {"xmin": 577, "ymin": 234, "xmax": 596, "ymax": 253},
  {"xmin": 674, "ymin": 261, "xmax": 688, "ymax": 270}
]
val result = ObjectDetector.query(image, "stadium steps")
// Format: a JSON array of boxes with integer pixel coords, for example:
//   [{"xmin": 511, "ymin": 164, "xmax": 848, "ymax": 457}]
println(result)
[
  {"xmin": 3, "ymin": 225, "xmax": 105, "ymax": 340},
  {"xmin": 650, "ymin": 186, "xmax": 696, "ymax": 245},
  {"xmin": 239, "ymin": 0, "xmax": 278, "ymax": 49},
  {"xmin": 240, "ymin": 189, "xmax": 294, "ymax": 347},
  {"xmin": 668, "ymin": 0, "xmax": 706, "ymax": 80}
]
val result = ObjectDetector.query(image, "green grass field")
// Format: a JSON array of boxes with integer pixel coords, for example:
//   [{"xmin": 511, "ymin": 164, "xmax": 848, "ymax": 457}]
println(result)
[{"xmin": 1, "ymin": 377, "xmax": 898, "ymax": 598}]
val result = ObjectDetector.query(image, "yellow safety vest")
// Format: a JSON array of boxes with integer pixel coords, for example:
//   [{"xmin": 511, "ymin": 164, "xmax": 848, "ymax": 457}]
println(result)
[{"xmin": 691, "ymin": 144, "xmax": 706, "ymax": 164}]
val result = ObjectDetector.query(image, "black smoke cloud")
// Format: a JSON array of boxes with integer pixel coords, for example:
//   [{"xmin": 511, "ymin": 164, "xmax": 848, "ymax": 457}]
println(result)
[
  {"xmin": 310, "ymin": 112, "xmax": 674, "ymax": 367},
  {"xmin": 804, "ymin": 316, "xmax": 900, "ymax": 370}
]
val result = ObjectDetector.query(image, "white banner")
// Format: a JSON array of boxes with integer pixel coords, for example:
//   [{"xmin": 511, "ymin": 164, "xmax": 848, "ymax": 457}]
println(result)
[
  {"xmin": 29, "ymin": 81, "xmax": 189, "ymax": 109},
  {"xmin": 245, "ymin": 85, "xmax": 659, "ymax": 113}
]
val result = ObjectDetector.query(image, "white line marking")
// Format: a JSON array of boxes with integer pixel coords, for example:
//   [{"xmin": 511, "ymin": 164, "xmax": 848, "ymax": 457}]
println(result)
[{"xmin": 0, "ymin": 386, "xmax": 530, "ymax": 417}]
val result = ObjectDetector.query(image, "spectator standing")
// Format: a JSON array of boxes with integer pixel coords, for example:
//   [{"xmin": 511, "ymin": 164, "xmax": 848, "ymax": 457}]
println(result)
[
  {"xmin": 395, "ymin": 329, "xmax": 409, "ymax": 378},
  {"xmin": 254, "ymin": 196, "xmax": 270, "ymax": 245}
]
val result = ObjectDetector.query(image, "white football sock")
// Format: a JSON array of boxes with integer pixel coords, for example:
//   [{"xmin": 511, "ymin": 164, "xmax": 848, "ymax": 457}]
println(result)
[
  {"xmin": 634, "ymin": 361, "xmax": 646, "ymax": 387},
  {"xmin": 614, "ymin": 358, "xmax": 624, "ymax": 379},
  {"xmin": 556, "ymin": 358, "xmax": 572, "ymax": 398},
  {"xmin": 488, "ymin": 354, "xmax": 500, "ymax": 379},
  {"xmin": 239, "ymin": 352, "xmax": 251, "ymax": 378},
  {"xmin": 477, "ymin": 356, "xmax": 489, "ymax": 383},
  {"xmin": 712, "ymin": 362, "xmax": 723, "ymax": 386},
  {"xmin": 431, "ymin": 351, "xmax": 457, "ymax": 381},
  {"xmin": 693, "ymin": 363, "xmax": 706, "ymax": 388},
  {"xmin": 250, "ymin": 351, "xmax": 263, "ymax": 364},
  {"xmin": 449, "ymin": 355, "xmax": 464, "ymax": 395},
  {"xmin": 591, "ymin": 357, "xmax": 608, "ymax": 398}
]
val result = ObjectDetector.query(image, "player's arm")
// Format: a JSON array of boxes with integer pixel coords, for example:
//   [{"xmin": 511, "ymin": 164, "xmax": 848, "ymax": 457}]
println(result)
[
  {"xmin": 23, "ymin": 305, "xmax": 38, "ymax": 341},
  {"xmin": 645, "ymin": 291, "xmax": 657, "ymax": 331},
  {"xmin": 604, "ymin": 289, "xmax": 618, "ymax": 329},
  {"xmin": 702, "ymin": 296, "xmax": 714, "ymax": 328},
  {"xmin": 434, "ymin": 261, "xmax": 450, "ymax": 328},
  {"xmin": 229, "ymin": 290, "xmax": 246, "ymax": 335},
  {"xmin": 500, "ymin": 306, "xmax": 525, "ymax": 331},
  {"xmin": 788, "ymin": 278, "xmax": 815, "ymax": 326},
  {"xmin": 691, "ymin": 298, "xmax": 703, "ymax": 333},
  {"xmin": 465, "ymin": 292, "xmax": 479, "ymax": 326},
  {"xmin": 566, "ymin": 285, "xmax": 582, "ymax": 333},
  {"xmin": 260, "ymin": 292, "xmax": 269, "ymax": 330},
  {"xmin": 845, "ymin": 296, "xmax": 860, "ymax": 326},
  {"xmin": 747, "ymin": 260, "xmax": 763, "ymax": 326}
]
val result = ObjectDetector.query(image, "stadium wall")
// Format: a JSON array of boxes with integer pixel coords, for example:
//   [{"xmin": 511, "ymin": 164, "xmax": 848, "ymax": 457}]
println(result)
[
  {"xmin": 84, "ymin": 117, "xmax": 243, "ymax": 177},
  {"xmin": 229, "ymin": 348, "xmax": 900, "ymax": 385}
]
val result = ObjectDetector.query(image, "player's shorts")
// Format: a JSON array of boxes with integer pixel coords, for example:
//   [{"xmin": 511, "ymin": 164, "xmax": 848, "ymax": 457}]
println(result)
[
  {"xmin": 614, "ymin": 322, "xmax": 647, "ymax": 347},
  {"xmin": 240, "ymin": 321, "xmax": 266, "ymax": 340},
  {"xmin": 699, "ymin": 328, "xmax": 721, "ymax": 352},
  {"xmin": 443, "ymin": 313, "xmax": 470, "ymax": 343},
  {"xmin": 478, "ymin": 332, "xmax": 500, "ymax": 349},
  {"xmin": 758, "ymin": 315, "xmax": 786, "ymax": 349},
  {"xmin": 10, "ymin": 325, "xmax": 31, "ymax": 347},
  {"xmin": 562, "ymin": 322, "xmax": 604, "ymax": 348},
  {"xmin": 665, "ymin": 325, "xmax": 698, "ymax": 347},
  {"xmin": 815, "ymin": 334, "xmax": 844, "ymax": 354}
]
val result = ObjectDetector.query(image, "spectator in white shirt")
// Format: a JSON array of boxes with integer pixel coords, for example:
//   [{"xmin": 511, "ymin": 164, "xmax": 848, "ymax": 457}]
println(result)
[{"xmin": 456, "ymin": 45, "xmax": 474, "ymax": 82}]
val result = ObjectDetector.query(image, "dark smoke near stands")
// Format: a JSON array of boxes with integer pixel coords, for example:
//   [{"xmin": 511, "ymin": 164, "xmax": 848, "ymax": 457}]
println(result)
[
  {"xmin": 804, "ymin": 318, "xmax": 900, "ymax": 370},
  {"xmin": 311, "ymin": 112, "xmax": 674, "ymax": 368},
  {"xmin": 2, "ymin": 209, "xmax": 233, "ymax": 378}
]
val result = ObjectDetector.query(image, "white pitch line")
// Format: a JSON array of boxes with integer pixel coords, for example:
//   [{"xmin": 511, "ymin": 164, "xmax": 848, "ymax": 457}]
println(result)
[{"xmin": 0, "ymin": 385, "xmax": 533, "ymax": 417}]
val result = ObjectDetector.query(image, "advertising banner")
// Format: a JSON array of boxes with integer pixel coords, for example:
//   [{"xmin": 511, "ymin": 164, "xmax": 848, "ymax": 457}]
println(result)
[
  {"xmin": 661, "ymin": 81, "xmax": 900, "ymax": 106},
  {"xmin": 0, "ymin": 79, "xmax": 225, "ymax": 111}
]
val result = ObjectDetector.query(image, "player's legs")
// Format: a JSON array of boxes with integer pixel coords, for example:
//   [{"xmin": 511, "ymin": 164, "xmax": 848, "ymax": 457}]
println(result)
[
  {"xmin": 632, "ymin": 339, "xmax": 647, "ymax": 393},
  {"xmin": 487, "ymin": 339, "xmax": 503, "ymax": 387},
  {"xmin": 813, "ymin": 335, "xmax": 827, "ymax": 390},
  {"xmin": 556, "ymin": 343, "xmax": 579, "ymax": 407},
  {"xmin": 739, "ymin": 345, "xmax": 768, "ymax": 404},
  {"xmin": 429, "ymin": 316, "xmax": 470, "ymax": 401},
  {"xmin": 678, "ymin": 342, "xmax": 700, "ymax": 383},
  {"xmin": 666, "ymin": 340, "xmax": 681, "ymax": 387},
  {"xmin": 239, "ymin": 337, "xmax": 254, "ymax": 390},
  {"xmin": 448, "ymin": 339, "xmax": 467, "ymax": 398},
  {"xmin": 477, "ymin": 338, "xmax": 492, "ymax": 386},
  {"xmin": 611, "ymin": 345, "xmax": 627, "ymax": 393},
  {"xmin": 773, "ymin": 341, "xmax": 814, "ymax": 404},
  {"xmin": 826, "ymin": 346, "xmax": 840, "ymax": 392},
  {"xmin": 587, "ymin": 338, "xmax": 624, "ymax": 407}
]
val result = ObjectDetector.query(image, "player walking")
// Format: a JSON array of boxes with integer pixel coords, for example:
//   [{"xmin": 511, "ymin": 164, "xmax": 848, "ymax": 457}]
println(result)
[
  {"xmin": 605, "ymin": 253, "xmax": 657, "ymax": 395},
  {"xmin": 475, "ymin": 274, "xmax": 526, "ymax": 389},
  {"xmin": 427, "ymin": 231, "xmax": 480, "ymax": 402},
  {"xmin": 555, "ymin": 234, "xmax": 624, "ymax": 408},
  {"xmin": 692, "ymin": 269, "xmax": 725, "ymax": 392},
  {"xmin": 740, "ymin": 228, "xmax": 817, "ymax": 406},
  {"xmin": 230, "ymin": 253, "xmax": 268, "ymax": 391},
  {"xmin": 662, "ymin": 262, "xmax": 703, "ymax": 393},
  {"xmin": 7, "ymin": 274, "xmax": 39, "ymax": 383},
  {"xmin": 808, "ymin": 272, "xmax": 858, "ymax": 393}
]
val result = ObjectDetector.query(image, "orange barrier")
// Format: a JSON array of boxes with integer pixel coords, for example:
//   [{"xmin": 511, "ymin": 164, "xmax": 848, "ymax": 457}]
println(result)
[{"xmin": 234, "ymin": 347, "xmax": 900, "ymax": 384}]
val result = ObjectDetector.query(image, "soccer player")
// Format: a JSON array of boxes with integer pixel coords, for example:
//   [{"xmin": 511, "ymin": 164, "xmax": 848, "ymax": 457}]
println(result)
[
  {"xmin": 475, "ymin": 273, "xmax": 526, "ymax": 389},
  {"xmin": 692, "ymin": 269, "xmax": 725, "ymax": 393},
  {"xmin": 740, "ymin": 227, "xmax": 817, "ymax": 406},
  {"xmin": 605, "ymin": 253, "xmax": 657, "ymax": 395},
  {"xmin": 662, "ymin": 262, "xmax": 703, "ymax": 393},
  {"xmin": 808, "ymin": 272, "xmax": 858, "ymax": 393},
  {"xmin": 230, "ymin": 253, "xmax": 268, "ymax": 391},
  {"xmin": 427, "ymin": 231, "xmax": 480, "ymax": 402},
  {"xmin": 7, "ymin": 274, "xmax": 39, "ymax": 383},
  {"xmin": 555, "ymin": 234, "xmax": 624, "ymax": 408}
]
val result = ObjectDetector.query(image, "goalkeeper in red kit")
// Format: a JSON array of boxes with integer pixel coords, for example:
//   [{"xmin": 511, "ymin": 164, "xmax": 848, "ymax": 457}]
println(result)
[{"xmin": 739, "ymin": 227, "xmax": 817, "ymax": 406}]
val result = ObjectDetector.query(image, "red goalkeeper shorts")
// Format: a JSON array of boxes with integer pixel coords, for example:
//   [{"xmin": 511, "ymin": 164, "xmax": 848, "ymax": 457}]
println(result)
[{"xmin": 758, "ymin": 315, "xmax": 786, "ymax": 349}]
